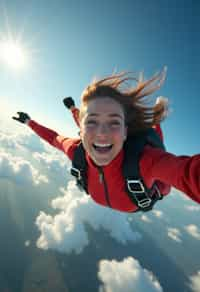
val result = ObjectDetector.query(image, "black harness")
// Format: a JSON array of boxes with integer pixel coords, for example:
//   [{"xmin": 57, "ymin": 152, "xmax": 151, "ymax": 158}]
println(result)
[{"xmin": 70, "ymin": 128, "xmax": 165, "ymax": 212}]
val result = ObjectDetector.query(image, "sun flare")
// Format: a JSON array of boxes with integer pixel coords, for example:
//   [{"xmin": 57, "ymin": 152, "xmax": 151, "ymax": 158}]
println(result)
[{"xmin": 0, "ymin": 40, "xmax": 28, "ymax": 70}]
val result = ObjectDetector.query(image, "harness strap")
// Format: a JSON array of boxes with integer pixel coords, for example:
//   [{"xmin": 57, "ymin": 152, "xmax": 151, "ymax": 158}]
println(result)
[
  {"xmin": 126, "ymin": 179, "xmax": 163, "ymax": 212},
  {"xmin": 123, "ymin": 128, "xmax": 165, "ymax": 212},
  {"xmin": 70, "ymin": 143, "xmax": 88, "ymax": 193}
]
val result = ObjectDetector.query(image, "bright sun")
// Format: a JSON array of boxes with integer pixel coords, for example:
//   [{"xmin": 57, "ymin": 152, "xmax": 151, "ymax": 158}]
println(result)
[{"xmin": 0, "ymin": 40, "xmax": 27, "ymax": 70}]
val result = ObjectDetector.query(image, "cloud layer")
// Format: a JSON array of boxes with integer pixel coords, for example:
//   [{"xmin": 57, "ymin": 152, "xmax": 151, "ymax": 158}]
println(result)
[
  {"xmin": 36, "ymin": 181, "xmax": 142, "ymax": 254},
  {"xmin": 98, "ymin": 257, "xmax": 163, "ymax": 292},
  {"xmin": 0, "ymin": 150, "xmax": 48, "ymax": 185},
  {"xmin": 1, "ymin": 118, "xmax": 200, "ymax": 292}
]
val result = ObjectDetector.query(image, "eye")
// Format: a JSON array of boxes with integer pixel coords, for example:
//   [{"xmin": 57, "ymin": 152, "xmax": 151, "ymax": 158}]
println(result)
[
  {"xmin": 109, "ymin": 120, "xmax": 121, "ymax": 127},
  {"xmin": 86, "ymin": 120, "xmax": 97, "ymax": 125}
]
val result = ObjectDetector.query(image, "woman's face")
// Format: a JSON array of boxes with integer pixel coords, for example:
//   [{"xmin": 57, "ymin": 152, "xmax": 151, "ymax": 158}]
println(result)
[{"xmin": 80, "ymin": 97, "xmax": 127, "ymax": 166}]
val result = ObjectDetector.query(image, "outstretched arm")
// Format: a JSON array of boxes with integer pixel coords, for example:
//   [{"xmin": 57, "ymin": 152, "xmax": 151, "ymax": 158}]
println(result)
[
  {"xmin": 12, "ymin": 112, "xmax": 79, "ymax": 157},
  {"xmin": 63, "ymin": 97, "xmax": 80, "ymax": 127},
  {"xmin": 71, "ymin": 107, "xmax": 80, "ymax": 127},
  {"xmin": 28, "ymin": 119, "xmax": 61, "ymax": 147},
  {"xmin": 141, "ymin": 146, "xmax": 200, "ymax": 203},
  {"xmin": 12, "ymin": 112, "xmax": 60, "ymax": 146}
]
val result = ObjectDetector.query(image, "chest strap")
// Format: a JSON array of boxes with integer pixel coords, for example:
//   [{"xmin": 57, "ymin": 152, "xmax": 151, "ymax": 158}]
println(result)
[{"xmin": 126, "ymin": 179, "xmax": 163, "ymax": 211}]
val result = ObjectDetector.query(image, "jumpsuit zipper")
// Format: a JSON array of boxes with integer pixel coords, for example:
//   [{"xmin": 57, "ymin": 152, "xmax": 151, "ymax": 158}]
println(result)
[{"xmin": 98, "ymin": 167, "xmax": 112, "ymax": 208}]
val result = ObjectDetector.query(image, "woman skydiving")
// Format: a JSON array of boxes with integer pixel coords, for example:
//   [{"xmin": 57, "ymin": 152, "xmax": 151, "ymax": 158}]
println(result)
[{"xmin": 13, "ymin": 69, "xmax": 200, "ymax": 213}]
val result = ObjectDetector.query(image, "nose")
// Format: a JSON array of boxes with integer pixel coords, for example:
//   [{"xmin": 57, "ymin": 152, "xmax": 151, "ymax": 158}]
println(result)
[{"xmin": 96, "ymin": 124, "xmax": 110, "ymax": 136}]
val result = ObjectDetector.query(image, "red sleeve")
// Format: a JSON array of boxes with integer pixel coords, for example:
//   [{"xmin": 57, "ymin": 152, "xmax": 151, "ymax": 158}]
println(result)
[
  {"xmin": 28, "ymin": 120, "xmax": 58, "ymax": 145},
  {"xmin": 152, "ymin": 124, "xmax": 164, "ymax": 141},
  {"xmin": 28, "ymin": 120, "xmax": 80, "ymax": 160},
  {"xmin": 71, "ymin": 108, "xmax": 80, "ymax": 127},
  {"xmin": 140, "ymin": 146, "xmax": 200, "ymax": 203}
]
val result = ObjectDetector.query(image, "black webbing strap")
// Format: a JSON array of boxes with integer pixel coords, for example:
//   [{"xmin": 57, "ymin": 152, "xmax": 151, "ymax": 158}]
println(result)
[
  {"xmin": 123, "ymin": 129, "xmax": 164, "ymax": 212},
  {"xmin": 70, "ymin": 143, "xmax": 88, "ymax": 193}
]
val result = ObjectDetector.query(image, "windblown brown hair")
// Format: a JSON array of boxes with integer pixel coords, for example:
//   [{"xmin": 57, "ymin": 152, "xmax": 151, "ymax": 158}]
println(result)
[{"xmin": 80, "ymin": 68, "xmax": 169, "ymax": 135}]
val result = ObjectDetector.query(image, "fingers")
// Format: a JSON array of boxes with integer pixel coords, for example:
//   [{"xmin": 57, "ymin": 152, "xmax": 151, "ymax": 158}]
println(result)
[
  {"xmin": 12, "ymin": 112, "xmax": 20, "ymax": 119},
  {"xmin": 12, "ymin": 116, "xmax": 20, "ymax": 121},
  {"xmin": 12, "ymin": 112, "xmax": 21, "ymax": 122}
]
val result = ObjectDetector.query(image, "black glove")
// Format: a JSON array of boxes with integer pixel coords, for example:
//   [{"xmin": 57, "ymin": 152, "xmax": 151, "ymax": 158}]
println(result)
[
  {"xmin": 63, "ymin": 97, "xmax": 75, "ymax": 109},
  {"xmin": 12, "ymin": 112, "xmax": 31, "ymax": 124}
]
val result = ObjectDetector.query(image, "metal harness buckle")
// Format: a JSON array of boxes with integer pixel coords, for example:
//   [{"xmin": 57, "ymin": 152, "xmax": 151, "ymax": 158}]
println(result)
[
  {"xmin": 71, "ymin": 167, "xmax": 82, "ymax": 180},
  {"xmin": 127, "ymin": 179, "xmax": 152, "ymax": 209}
]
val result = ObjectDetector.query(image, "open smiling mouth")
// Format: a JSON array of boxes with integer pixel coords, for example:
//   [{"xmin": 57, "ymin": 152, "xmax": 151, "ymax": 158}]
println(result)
[{"xmin": 93, "ymin": 143, "xmax": 113, "ymax": 153}]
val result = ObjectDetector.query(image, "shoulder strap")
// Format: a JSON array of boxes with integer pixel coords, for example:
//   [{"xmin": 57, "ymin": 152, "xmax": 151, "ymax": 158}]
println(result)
[
  {"xmin": 70, "ymin": 143, "xmax": 88, "ymax": 193},
  {"xmin": 123, "ymin": 128, "xmax": 165, "ymax": 211}
]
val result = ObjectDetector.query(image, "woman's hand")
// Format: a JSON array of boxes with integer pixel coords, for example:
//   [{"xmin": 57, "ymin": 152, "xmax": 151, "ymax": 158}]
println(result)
[{"xmin": 12, "ymin": 112, "xmax": 31, "ymax": 124}]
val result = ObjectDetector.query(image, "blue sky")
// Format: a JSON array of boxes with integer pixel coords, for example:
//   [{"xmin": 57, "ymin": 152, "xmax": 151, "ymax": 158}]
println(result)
[{"xmin": 0, "ymin": 0, "xmax": 199, "ymax": 155}]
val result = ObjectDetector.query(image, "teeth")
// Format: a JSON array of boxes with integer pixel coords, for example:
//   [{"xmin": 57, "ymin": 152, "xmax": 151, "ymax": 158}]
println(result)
[{"xmin": 94, "ymin": 143, "xmax": 112, "ymax": 147}]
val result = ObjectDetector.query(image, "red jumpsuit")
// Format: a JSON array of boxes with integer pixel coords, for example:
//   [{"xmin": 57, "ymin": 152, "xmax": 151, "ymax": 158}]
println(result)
[{"xmin": 28, "ymin": 120, "xmax": 200, "ymax": 213}]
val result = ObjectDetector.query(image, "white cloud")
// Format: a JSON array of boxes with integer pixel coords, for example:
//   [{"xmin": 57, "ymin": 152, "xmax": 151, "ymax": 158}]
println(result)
[
  {"xmin": 139, "ymin": 210, "xmax": 164, "ymax": 224},
  {"xmin": 98, "ymin": 257, "xmax": 163, "ymax": 292},
  {"xmin": 184, "ymin": 205, "xmax": 200, "ymax": 212},
  {"xmin": 25, "ymin": 240, "xmax": 31, "ymax": 247},
  {"xmin": 33, "ymin": 151, "xmax": 69, "ymax": 177},
  {"xmin": 189, "ymin": 271, "xmax": 200, "ymax": 292},
  {"xmin": 185, "ymin": 225, "xmax": 200, "ymax": 240},
  {"xmin": 140, "ymin": 214, "xmax": 152, "ymax": 223},
  {"xmin": 0, "ymin": 131, "xmax": 20, "ymax": 150},
  {"xmin": 152, "ymin": 210, "xmax": 163, "ymax": 218},
  {"xmin": 167, "ymin": 227, "xmax": 182, "ymax": 243},
  {"xmin": 36, "ymin": 181, "xmax": 142, "ymax": 254},
  {"xmin": 0, "ymin": 126, "xmax": 45, "ymax": 153},
  {"xmin": 0, "ymin": 150, "xmax": 48, "ymax": 185},
  {"xmin": 18, "ymin": 133, "xmax": 46, "ymax": 153}
]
